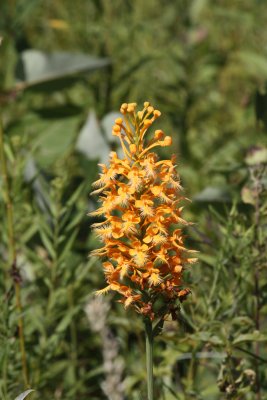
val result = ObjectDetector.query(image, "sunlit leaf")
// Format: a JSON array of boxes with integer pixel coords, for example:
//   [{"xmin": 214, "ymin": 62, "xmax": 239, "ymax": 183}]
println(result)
[
  {"xmin": 241, "ymin": 186, "xmax": 256, "ymax": 206},
  {"xmin": 76, "ymin": 110, "xmax": 110, "ymax": 163},
  {"xmin": 16, "ymin": 50, "xmax": 110, "ymax": 90},
  {"xmin": 245, "ymin": 147, "xmax": 267, "ymax": 166},
  {"xmin": 14, "ymin": 390, "xmax": 35, "ymax": 400}
]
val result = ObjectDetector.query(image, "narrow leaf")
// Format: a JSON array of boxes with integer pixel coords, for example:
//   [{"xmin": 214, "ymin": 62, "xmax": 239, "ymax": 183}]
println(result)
[{"xmin": 15, "ymin": 390, "xmax": 35, "ymax": 400}]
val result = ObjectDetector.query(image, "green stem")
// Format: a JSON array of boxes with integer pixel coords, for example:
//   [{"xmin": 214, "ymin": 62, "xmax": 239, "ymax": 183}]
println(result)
[
  {"xmin": 0, "ymin": 117, "xmax": 29, "ymax": 388},
  {"xmin": 68, "ymin": 285, "xmax": 77, "ymax": 383},
  {"xmin": 145, "ymin": 318, "xmax": 154, "ymax": 400},
  {"xmin": 253, "ymin": 167, "xmax": 262, "ymax": 400}
]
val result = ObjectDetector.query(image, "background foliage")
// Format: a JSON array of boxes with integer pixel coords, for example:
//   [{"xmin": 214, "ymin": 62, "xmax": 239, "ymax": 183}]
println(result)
[{"xmin": 0, "ymin": 1, "xmax": 267, "ymax": 399}]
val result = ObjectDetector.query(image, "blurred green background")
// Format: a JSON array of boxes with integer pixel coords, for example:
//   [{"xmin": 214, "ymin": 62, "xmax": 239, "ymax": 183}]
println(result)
[{"xmin": 0, "ymin": 1, "xmax": 267, "ymax": 399}]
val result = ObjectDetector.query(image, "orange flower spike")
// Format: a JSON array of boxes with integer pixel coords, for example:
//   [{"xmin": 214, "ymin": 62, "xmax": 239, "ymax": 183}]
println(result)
[{"xmin": 90, "ymin": 102, "xmax": 196, "ymax": 320}]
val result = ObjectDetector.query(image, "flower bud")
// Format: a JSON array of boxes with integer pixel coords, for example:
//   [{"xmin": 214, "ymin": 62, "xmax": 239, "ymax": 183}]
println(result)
[
  {"xmin": 127, "ymin": 105, "xmax": 134, "ymax": 113},
  {"xmin": 115, "ymin": 118, "xmax": 123, "ymax": 125},
  {"xmin": 144, "ymin": 119, "xmax": 152, "ymax": 127},
  {"xmin": 120, "ymin": 103, "xmax": 128, "ymax": 114},
  {"xmin": 164, "ymin": 136, "xmax": 172, "ymax": 146},
  {"xmin": 154, "ymin": 130, "xmax": 164, "ymax": 140},
  {"xmin": 153, "ymin": 110, "xmax": 161, "ymax": 118},
  {"xmin": 160, "ymin": 136, "xmax": 172, "ymax": 146},
  {"xmin": 130, "ymin": 144, "xmax": 137, "ymax": 154},
  {"xmin": 113, "ymin": 124, "xmax": 121, "ymax": 132}
]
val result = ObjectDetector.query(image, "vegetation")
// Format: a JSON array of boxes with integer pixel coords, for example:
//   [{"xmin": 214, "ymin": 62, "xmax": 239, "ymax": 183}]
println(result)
[{"xmin": 0, "ymin": 1, "xmax": 267, "ymax": 399}]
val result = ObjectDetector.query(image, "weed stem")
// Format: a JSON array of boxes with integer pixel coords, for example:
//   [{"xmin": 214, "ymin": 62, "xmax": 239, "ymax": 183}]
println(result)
[
  {"xmin": 0, "ymin": 117, "xmax": 29, "ymax": 388},
  {"xmin": 145, "ymin": 318, "xmax": 154, "ymax": 400}
]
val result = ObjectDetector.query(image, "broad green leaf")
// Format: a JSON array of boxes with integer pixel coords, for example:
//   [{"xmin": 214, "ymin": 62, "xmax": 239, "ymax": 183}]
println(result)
[
  {"xmin": 16, "ymin": 50, "xmax": 110, "ymax": 90},
  {"xmin": 32, "ymin": 104, "xmax": 82, "ymax": 119},
  {"xmin": 34, "ymin": 117, "xmax": 79, "ymax": 167}
]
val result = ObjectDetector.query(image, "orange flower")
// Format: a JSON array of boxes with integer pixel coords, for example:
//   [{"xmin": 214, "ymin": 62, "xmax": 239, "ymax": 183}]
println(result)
[{"xmin": 90, "ymin": 102, "xmax": 197, "ymax": 320}]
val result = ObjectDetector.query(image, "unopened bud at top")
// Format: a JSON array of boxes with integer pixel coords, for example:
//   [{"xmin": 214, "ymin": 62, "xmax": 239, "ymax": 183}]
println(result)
[
  {"xmin": 154, "ymin": 130, "xmax": 164, "ymax": 140},
  {"xmin": 153, "ymin": 110, "xmax": 161, "ymax": 118},
  {"xmin": 127, "ymin": 103, "xmax": 137, "ymax": 113},
  {"xmin": 120, "ymin": 103, "xmax": 128, "ymax": 114}
]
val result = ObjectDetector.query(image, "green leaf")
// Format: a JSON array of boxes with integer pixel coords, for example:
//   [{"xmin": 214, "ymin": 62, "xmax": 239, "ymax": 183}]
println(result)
[
  {"xmin": 16, "ymin": 50, "xmax": 110, "ymax": 90},
  {"xmin": 32, "ymin": 104, "xmax": 82, "ymax": 119},
  {"xmin": 190, "ymin": 0, "xmax": 208, "ymax": 21},
  {"xmin": 39, "ymin": 230, "xmax": 56, "ymax": 259},
  {"xmin": 15, "ymin": 390, "xmax": 35, "ymax": 400},
  {"xmin": 241, "ymin": 186, "xmax": 256, "ymax": 206},
  {"xmin": 234, "ymin": 51, "xmax": 267, "ymax": 79},
  {"xmin": 55, "ymin": 306, "xmax": 80, "ymax": 333},
  {"xmin": 245, "ymin": 147, "xmax": 267, "ymax": 166},
  {"xmin": 194, "ymin": 186, "xmax": 232, "ymax": 203},
  {"xmin": 58, "ymin": 228, "xmax": 79, "ymax": 263},
  {"xmin": 76, "ymin": 110, "xmax": 110, "ymax": 163},
  {"xmin": 233, "ymin": 331, "xmax": 267, "ymax": 345},
  {"xmin": 4, "ymin": 142, "xmax": 15, "ymax": 163},
  {"xmin": 34, "ymin": 117, "xmax": 79, "ymax": 167},
  {"xmin": 37, "ymin": 215, "xmax": 53, "ymax": 239},
  {"xmin": 65, "ymin": 182, "xmax": 86, "ymax": 208},
  {"xmin": 61, "ymin": 210, "xmax": 84, "ymax": 233},
  {"xmin": 230, "ymin": 316, "xmax": 254, "ymax": 327},
  {"xmin": 20, "ymin": 221, "xmax": 39, "ymax": 243},
  {"xmin": 190, "ymin": 331, "xmax": 223, "ymax": 345}
]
